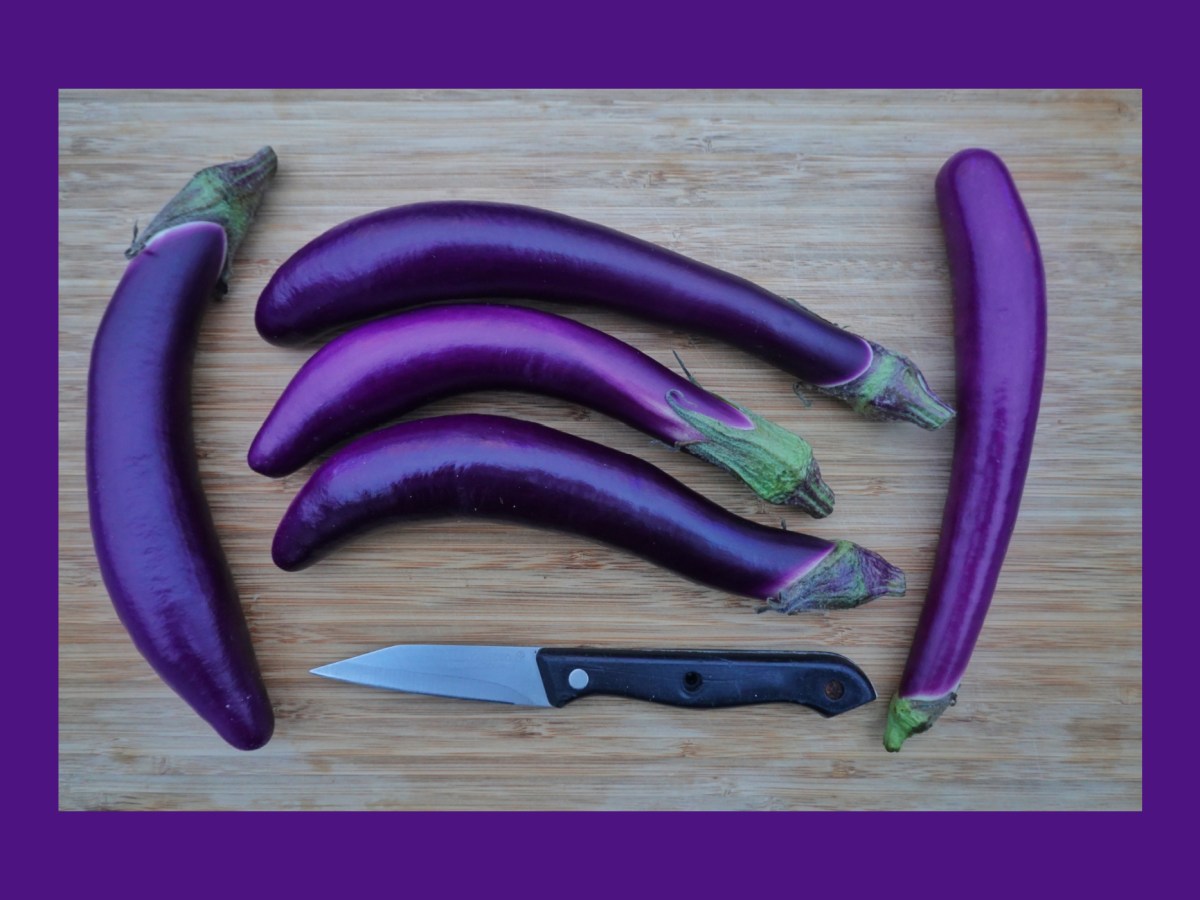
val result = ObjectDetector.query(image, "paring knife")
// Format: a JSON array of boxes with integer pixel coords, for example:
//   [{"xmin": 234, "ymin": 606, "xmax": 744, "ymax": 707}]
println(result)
[{"xmin": 311, "ymin": 645, "xmax": 876, "ymax": 717}]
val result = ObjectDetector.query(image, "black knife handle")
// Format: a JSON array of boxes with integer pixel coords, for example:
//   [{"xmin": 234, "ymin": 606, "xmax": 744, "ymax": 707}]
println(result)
[{"xmin": 535, "ymin": 649, "xmax": 875, "ymax": 717}]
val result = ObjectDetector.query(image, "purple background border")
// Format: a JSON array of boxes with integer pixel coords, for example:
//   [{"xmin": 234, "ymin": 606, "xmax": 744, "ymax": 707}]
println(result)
[{"xmin": 32, "ymin": 4, "xmax": 1171, "ymax": 891}]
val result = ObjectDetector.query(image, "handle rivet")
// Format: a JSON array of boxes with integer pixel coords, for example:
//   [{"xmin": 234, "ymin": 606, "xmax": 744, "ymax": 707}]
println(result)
[
  {"xmin": 824, "ymin": 680, "xmax": 845, "ymax": 701},
  {"xmin": 568, "ymin": 668, "xmax": 589, "ymax": 690}
]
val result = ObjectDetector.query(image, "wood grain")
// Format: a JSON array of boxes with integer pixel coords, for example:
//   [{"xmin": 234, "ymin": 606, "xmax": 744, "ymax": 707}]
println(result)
[{"xmin": 58, "ymin": 89, "xmax": 1142, "ymax": 810}]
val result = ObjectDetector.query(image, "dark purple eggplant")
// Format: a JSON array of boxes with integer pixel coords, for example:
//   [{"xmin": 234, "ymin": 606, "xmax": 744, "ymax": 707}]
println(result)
[
  {"xmin": 254, "ymin": 201, "xmax": 954, "ymax": 429},
  {"xmin": 884, "ymin": 150, "xmax": 1046, "ymax": 751},
  {"xmin": 249, "ymin": 304, "xmax": 834, "ymax": 515},
  {"xmin": 87, "ymin": 148, "xmax": 277, "ymax": 750},
  {"xmin": 273, "ymin": 414, "xmax": 905, "ymax": 613}
]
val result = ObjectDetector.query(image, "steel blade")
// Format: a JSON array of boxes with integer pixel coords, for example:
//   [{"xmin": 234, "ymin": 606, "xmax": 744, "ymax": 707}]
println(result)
[{"xmin": 311, "ymin": 644, "xmax": 552, "ymax": 707}]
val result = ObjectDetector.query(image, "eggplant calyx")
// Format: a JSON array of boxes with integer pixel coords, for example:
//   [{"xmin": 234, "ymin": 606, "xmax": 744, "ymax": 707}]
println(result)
[
  {"xmin": 126, "ymin": 146, "xmax": 278, "ymax": 287},
  {"xmin": 783, "ymin": 457, "xmax": 835, "ymax": 518},
  {"xmin": 883, "ymin": 693, "xmax": 958, "ymax": 752},
  {"xmin": 769, "ymin": 539, "xmax": 905, "ymax": 613},
  {"xmin": 668, "ymin": 392, "xmax": 834, "ymax": 517},
  {"xmin": 816, "ymin": 341, "xmax": 955, "ymax": 430}
]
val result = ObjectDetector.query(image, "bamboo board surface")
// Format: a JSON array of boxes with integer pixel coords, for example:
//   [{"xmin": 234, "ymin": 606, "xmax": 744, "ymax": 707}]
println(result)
[{"xmin": 58, "ymin": 90, "xmax": 1142, "ymax": 810}]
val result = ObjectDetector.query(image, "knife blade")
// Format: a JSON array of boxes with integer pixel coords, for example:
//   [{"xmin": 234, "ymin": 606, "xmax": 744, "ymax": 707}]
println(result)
[{"xmin": 311, "ymin": 645, "xmax": 876, "ymax": 717}]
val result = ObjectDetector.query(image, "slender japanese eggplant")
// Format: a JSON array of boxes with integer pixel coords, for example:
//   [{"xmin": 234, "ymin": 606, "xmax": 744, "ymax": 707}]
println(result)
[
  {"xmin": 87, "ymin": 148, "xmax": 277, "ymax": 750},
  {"xmin": 884, "ymin": 150, "xmax": 1046, "ymax": 751},
  {"xmin": 250, "ymin": 304, "xmax": 834, "ymax": 515},
  {"xmin": 255, "ymin": 201, "xmax": 954, "ymax": 429},
  {"xmin": 272, "ymin": 414, "xmax": 906, "ymax": 613}
]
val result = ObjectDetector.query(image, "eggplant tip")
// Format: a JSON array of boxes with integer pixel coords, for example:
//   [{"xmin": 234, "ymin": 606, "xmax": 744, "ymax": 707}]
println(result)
[
  {"xmin": 247, "ymin": 440, "xmax": 292, "ymax": 478},
  {"xmin": 785, "ymin": 462, "xmax": 835, "ymax": 518},
  {"xmin": 770, "ymin": 540, "xmax": 905, "ymax": 613},
  {"xmin": 817, "ymin": 341, "xmax": 955, "ymax": 430},
  {"xmin": 883, "ymin": 693, "xmax": 956, "ymax": 752},
  {"xmin": 209, "ymin": 703, "xmax": 275, "ymax": 751}
]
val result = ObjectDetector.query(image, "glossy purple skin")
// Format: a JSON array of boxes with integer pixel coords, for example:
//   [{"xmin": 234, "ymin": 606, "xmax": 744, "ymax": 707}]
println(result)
[
  {"xmin": 898, "ymin": 150, "xmax": 1046, "ymax": 700},
  {"xmin": 87, "ymin": 222, "xmax": 273, "ymax": 751},
  {"xmin": 255, "ymin": 201, "xmax": 873, "ymax": 386},
  {"xmin": 250, "ymin": 304, "xmax": 753, "ymax": 477},
  {"xmin": 273, "ymin": 414, "xmax": 832, "ymax": 600}
]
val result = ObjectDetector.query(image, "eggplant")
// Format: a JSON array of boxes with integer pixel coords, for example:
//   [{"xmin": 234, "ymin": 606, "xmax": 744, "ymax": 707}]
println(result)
[
  {"xmin": 884, "ymin": 150, "xmax": 1046, "ymax": 751},
  {"xmin": 254, "ymin": 201, "xmax": 954, "ymax": 429},
  {"xmin": 272, "ymin": 414, "xmax": 905, "ymax": 613},
  {"xmin": 87, "ymin": 148, "xmax": 277, "ymax": 750},
  {"xmin": 250, "ymin": 304, "xmax": 834, "ymax": 515}
]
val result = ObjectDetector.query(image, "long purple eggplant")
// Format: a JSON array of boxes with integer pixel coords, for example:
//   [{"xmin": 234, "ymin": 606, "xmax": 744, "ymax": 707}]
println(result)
[
  {"xmin": 254, "ymin": 201, "xmax": 954, "ymax": 429},
  {"xmin": 250, "ymin": 304, "xmax": 834, "ymax": 515},
  {"xmin": 884, "ymin": 150, "xmax": 1046, "ymax": 751},
  {"xmin": 87, "ymin": 148, "xmax": 277, "ymax": 750},
  {"xmin": 273, "ymin": 414, "xmax": 905, "ymax": 613}
]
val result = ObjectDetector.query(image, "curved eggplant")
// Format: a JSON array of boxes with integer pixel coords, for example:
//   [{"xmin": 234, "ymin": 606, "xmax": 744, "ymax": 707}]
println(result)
[
  {"xmin": 255, "ymin": 201, "xmax": 954, "ymax": 429},
  {"xmin": 273, "ymin": 414, "xmax": 905, "ymax": 613},
  {"xmin": 884, "ymin": 149, "xmax": 1046, "ymax": 751},
  {"xmin": 250, "ymin": 304, "xmax": 834, "ymax": 515},
  {"xmin": 87, "ymin": 149, "xmax": 277, "ymax": 750}
]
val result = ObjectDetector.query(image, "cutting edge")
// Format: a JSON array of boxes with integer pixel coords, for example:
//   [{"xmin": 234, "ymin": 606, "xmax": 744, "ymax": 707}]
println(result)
[{"xmin": 311, "ymin": 644, "xmax": 552, "ymax": 706}]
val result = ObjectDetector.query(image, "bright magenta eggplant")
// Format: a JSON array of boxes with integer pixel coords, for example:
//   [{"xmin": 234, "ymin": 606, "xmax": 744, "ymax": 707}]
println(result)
[
  {"xmin": 87, "ymin": 148, "xmax": 277, "ymax": 750},
  {"xmin": 884, "ymin": 149, "xmax": 1046, "ymax": 751},
  {"xmin": 255, "ymin": 202, "xmax": 954, "ymax": 429},
  {"xmin": 250, "ymin": 304, "xmax": 834, "ymax": 515},
  {"xmin": 272, "ymin": 414, "xmax": 905, "ymax": 613}
]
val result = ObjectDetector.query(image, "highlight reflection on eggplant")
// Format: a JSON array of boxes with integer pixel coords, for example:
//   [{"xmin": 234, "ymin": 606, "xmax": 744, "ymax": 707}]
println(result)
[
  {"xmin": 255, "ymin": 201, "xmax": 954, "ymax": 429},
  {"xmin": 884, "ymin": 150, "xmax": 1047, "ymax": 751},
  {"xmin": 272, "ymin": 414, "xmax": 905, "ymax": 613},
  {"xmin": 250, "ymin": 304, "xmax": 833, "ymax": 515},
  {"xmin": 87, "ymin": 148, "xmax": 277, "ymax": 750}
]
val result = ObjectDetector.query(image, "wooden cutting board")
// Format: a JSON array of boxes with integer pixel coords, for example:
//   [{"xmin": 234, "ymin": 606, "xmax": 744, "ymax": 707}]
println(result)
[{"xmin": 57, "ymin": 89, "xmax": 1142, "ymax": 810}]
